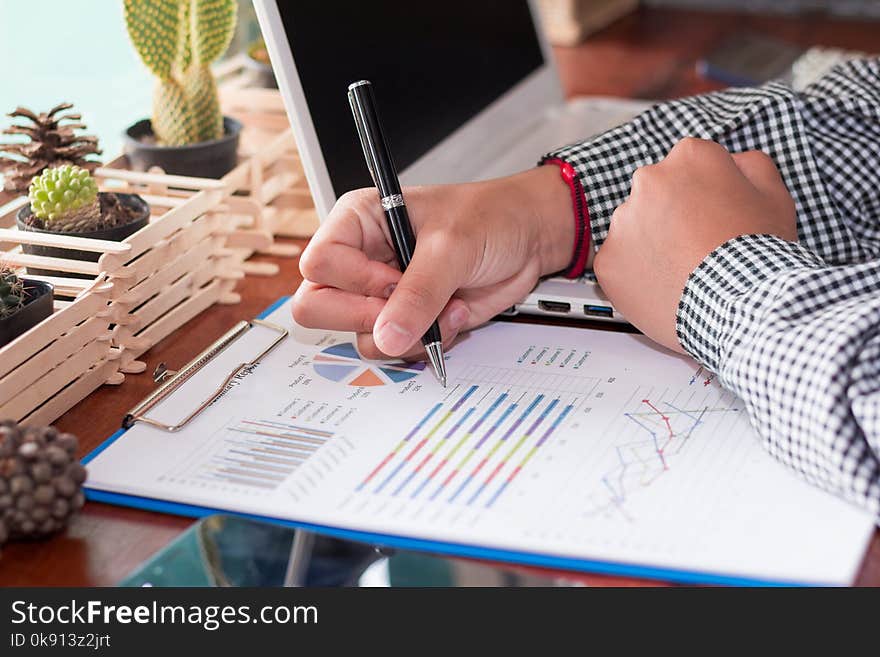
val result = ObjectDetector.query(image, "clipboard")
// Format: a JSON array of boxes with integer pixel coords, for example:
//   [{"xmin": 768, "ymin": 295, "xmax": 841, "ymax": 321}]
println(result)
[
  {"xmin": 123, "ymin": 318, "xmax": 288, "ymax": 433},
  {"xmin": 82, "ymin": 296, "xmax": 837, "ymax": 587}
]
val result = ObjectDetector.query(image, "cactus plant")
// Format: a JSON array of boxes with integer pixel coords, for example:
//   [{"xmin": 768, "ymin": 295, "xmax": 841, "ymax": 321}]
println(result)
[
  {"xmin": 124, "ymin": 0, "xmax": 237, "ymax": 147},
  {"xmin": 0, "ymin": 268, "xmax": 25, "ymax": 320},
  {"xmin": 27, "ymin": 165, "xmax": 102, "ymax": 233}
]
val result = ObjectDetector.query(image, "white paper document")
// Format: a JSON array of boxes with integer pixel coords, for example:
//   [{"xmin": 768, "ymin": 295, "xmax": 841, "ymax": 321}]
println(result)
[{"xmin": 85, "ymin": 299, "xmax": 875, "ymax": 585}]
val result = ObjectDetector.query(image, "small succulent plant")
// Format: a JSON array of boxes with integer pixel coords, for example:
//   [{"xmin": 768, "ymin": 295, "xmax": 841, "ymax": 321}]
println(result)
[
  {"xmin": 27, "ymin": 165, "xmax": 101, "ymax": 233},
  {"xmin": 0, "ymin": 421, "xmax": 87, "ymax": 546},
  {"xmin": 0, "ymin": 268, "xmax": 25, "ymax": 320}
]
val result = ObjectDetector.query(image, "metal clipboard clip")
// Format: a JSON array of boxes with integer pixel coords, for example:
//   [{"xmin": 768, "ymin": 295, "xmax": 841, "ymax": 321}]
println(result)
[{"xmin": 123, "ymin": 319, "xmax": 288, "ymax": 432}]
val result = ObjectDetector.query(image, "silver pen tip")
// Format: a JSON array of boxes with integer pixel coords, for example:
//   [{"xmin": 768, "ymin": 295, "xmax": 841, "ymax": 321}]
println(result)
[{"xmin": 424, "ymin": 341, "xmax": 447, "ymax": 387}]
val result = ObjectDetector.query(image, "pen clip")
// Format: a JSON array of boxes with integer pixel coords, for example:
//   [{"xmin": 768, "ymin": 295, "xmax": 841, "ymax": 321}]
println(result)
[{"xmin": 348, "ymin": 88, "xmax": 380, "ymax": 190}]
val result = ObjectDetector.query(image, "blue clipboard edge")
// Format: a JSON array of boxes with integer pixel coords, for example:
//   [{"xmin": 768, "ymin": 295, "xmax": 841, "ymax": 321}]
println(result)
[{"xmin": 81, "ymin": 295, "xmax": 816, "ymax": 588}]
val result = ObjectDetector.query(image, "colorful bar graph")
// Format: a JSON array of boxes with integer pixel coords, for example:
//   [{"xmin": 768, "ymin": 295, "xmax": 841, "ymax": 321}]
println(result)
[
  {"xmin": 447, "ymin": 394, "xmax": 545, "ymax": 503},
  {"xmin": 407, "ymin": 402, "xmax": 498, "ymax": 500},
  {"xmin": 352, "ymin": 373, "xmax": 583, "ymax": 510},
  {"xmin": 437, "ymin": 400, "xmax": 519, "ymax": 502},
  {"xmin": 466, "ymin": 397, "xmax": 560, "ymax": 506},
  {"xmin": 485, "ymin": 403, "xmax": 573, "ymax": 508},
  {"xmin": 420, "ymin": 392, "xmax": 509, "ymax": 501},
  {"xmin": 201, "ymin": 419, "xmax": 333, "ymax": 490},
  {"xmin": 391, "ymin": 406, "xmax": 476, "ymax": 496},
  {"xmin": 372, "ymin": 385, "xmax": 479, "ymax": 494},
  {"xmin": 355, "ymin": 402, "xmax": 442, "ymax": 491}
]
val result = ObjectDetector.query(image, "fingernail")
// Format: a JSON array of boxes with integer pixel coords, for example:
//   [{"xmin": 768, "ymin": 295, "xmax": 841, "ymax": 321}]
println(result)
[
  {"xmin": 449, "ymin": 305, "xmax": 469, "ymax": 330},
  {"xmin": 375, "ymin": 320, "xmax": 412, "ymax": 355}
]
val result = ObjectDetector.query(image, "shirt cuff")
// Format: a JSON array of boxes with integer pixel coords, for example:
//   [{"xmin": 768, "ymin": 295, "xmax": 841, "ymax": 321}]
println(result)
[{"xmin": 676, "ymin": 234, "xmax": 825, "ymax": 371}]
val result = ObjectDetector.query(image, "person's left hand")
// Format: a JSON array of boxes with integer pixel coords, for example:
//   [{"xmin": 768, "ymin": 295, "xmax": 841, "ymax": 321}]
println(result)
[{"xmin": 593, "ymin": 137, "xmax": 798, "ymax": 353}]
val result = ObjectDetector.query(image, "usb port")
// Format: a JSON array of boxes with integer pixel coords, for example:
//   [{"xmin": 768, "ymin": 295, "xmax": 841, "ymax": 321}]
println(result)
[
  {"xmin": 538, "ymin": 300, "xmax": 571, "ymax": 314},
  {"xmin": 583, "ymin": 304, "xmax": 613, "ymax": 318}
]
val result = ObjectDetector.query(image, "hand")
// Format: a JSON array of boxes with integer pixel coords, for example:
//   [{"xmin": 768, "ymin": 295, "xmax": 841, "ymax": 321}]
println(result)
[
  {"xmin": 293, "ymin": 166, "xmax": 575, "ymax": 359},
  {"xmin": 594, "ymin": 137, "xmax": 798, "ymax": 353}
]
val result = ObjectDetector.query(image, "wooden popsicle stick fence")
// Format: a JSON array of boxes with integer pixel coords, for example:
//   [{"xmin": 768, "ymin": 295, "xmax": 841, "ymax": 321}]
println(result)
[
  {"xmin": 0, "ymin": 58, "xmax": 321, "ymax": 424},
  {"xmin": 217, "ymin": 58, "xmax": 320, "ymax": 241},
  {"xmin": 0, "ymin": 166, "xmax": 242, "ymax": 425},
  {"xmin": 101, "ymin": 58, "xmax": 320, "ymax": 278},
  {"xmin": 0, "ymin": 273, "xmax": 119, "ymax": 427}
]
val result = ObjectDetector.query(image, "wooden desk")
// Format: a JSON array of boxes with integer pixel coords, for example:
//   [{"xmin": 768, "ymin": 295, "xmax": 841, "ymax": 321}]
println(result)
[{"xmin": 1, "ymin": 6, "xmax": 877, "ymax": 586}]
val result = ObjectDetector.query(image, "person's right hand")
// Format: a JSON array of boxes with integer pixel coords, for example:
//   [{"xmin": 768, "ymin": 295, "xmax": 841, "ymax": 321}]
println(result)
[{"xmin": 292, "ymin": 166, "xmax": 575, "ymax": 360}]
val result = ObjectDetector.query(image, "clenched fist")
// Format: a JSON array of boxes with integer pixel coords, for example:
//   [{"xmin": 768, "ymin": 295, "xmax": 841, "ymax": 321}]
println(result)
[{"xmin": 594, "ymin": 138, "xmax": 798, "ymax": 352}]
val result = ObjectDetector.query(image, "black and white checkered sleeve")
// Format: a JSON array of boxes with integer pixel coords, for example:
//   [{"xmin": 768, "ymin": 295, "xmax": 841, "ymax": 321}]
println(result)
[
  {"xmin": 543, "ymin": 58, "xmax": 880, "ymax": 512},
  {"xmin": 678, "ymin": 235, "xmax": 880, "ymax": 512},
  {"xmin": 545, "ymin": 58, "xmax": 880, "ymax": 264}
]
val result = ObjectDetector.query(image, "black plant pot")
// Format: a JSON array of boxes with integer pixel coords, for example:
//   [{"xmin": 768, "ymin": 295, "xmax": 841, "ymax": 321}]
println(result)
[
  {"xmin": 0, "ymin": 279, "xmax": 53, "ymax": 347},
  {"xmin": 123, "ymin": 116, "xmax": 242, "ymax": 179},
  {"xmin": 17, "ymin": 193, "xmax": 150, "ymax": 279}
]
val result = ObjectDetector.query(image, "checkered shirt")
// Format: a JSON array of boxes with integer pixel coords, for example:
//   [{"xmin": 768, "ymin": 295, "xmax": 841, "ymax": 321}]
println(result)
[{"xmin": 545, "ymin": 57, "xmax": 880, "ymax": 514}]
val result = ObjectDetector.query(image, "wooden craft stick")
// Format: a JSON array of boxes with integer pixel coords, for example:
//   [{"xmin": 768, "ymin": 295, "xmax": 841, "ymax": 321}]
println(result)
[{"xmin": 0, "ymin": 228, "xmax": 132, "ymax": 253}]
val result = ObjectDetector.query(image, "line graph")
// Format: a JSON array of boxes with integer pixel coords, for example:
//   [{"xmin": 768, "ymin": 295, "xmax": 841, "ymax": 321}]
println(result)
[
  {"xmin": 584, "ymin": 385, "xmax": 741, "ymax": 520},
  {"xmin": 689, "ymin": 366, "xmax": 716, "ymax": 387}
]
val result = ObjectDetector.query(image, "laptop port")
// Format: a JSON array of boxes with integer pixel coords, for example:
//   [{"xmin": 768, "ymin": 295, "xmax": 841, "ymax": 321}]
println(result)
[
  {"xmin": 538, "ymin": 300, "xmax": 571, "ymax": 313},
  {"xmin": 583, "ymin": 304, "xmax": 614, "ymax": 318}
]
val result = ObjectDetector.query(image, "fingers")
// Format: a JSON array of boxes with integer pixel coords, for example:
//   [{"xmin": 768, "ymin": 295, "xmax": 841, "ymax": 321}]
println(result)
[
  {"xmin": 730, "ymin": 151, "xmax": 794, "ymax": 204},
  {"xmin": 730, "ymin": 150, "xmax": 782, "ymax": 189},
  {"xmin": 372, "ymin": 235, "xmax": 465, "ymax": 356},
  {"xmin": 665, "ymin": 139, "xmax": 790, "ymax": 206},
  {"xmin": 300, "ymin": 240, "xmax": 401, "ymax": 298},
  {"xmin": 291, "ymin": 281, "xmax": 386, "ymax": 333},
  {"xmin": 628, "ymin": 163, "xmax": 659, "ymax": 196},
  {"xmin": 294, "ymin": 278, "xmax": 471, "ymax": 361},
  {"xmin": 300, "ymin": 189, "xmax": 400, "ymax": 297},
  {"xmin": 731, "ymin": 151, "xmax": 797, "ymax": 239},
  {"xmin": 357, "ymin": 297, "xmax": 471, "ymax": 361},
  {"xmin": 299, "ymin": 187, "xmax": 471, "ymax": 358},
  {"xmin": 664, "ymin": 137, "xmax": 753, "ymax": 182},
  {"xmin": 661, "ymin": 139, "xmax": 797, "ymax": 238}
]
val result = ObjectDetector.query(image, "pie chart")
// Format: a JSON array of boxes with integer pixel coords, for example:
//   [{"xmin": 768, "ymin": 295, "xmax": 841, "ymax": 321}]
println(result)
[{"xmin": 312, "ymin": 342, "xmax": 426, "ymax": 386}]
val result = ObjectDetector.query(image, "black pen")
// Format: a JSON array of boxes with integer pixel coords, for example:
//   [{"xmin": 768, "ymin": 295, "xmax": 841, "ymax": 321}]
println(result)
[{"xmin": 347, "ymin": 79, "xmax": 447, "ymax": 387}]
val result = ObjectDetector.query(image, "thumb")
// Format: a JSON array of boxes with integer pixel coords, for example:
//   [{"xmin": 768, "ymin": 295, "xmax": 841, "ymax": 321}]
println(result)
[{"xmin": 373, "ymin": 238, "xmax": 462, "ymax": 356}]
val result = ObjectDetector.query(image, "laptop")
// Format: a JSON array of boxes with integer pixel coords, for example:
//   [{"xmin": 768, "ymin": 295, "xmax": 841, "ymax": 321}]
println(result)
[{"xmin": 254, "ymin": 0, "xmax": 649, "ymax": 322}]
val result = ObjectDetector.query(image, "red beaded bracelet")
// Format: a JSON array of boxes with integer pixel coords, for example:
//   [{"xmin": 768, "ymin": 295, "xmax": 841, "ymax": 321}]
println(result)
[{"xmin": 542, "ymin": 157, "xmax": 591, "ymax": 279}]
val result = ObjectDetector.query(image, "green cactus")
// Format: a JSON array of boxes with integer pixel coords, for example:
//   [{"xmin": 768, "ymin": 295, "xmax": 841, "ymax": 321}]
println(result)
[
  {"xmin": 124, "ymin": 0, "xmax": 236, "ymax": 146},
  {"xmin": 0, "ymin": 267, "xmax": 25, "ymax": 319},
  {"xmin": 28, "ymin": 165, "xmax": 101, "ymax": 232}
]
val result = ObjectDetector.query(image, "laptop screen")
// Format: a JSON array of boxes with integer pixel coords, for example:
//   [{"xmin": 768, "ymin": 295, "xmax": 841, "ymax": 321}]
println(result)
[{"xmin": 276, "ymin": 1, "xmax": 544, "ymax": 198}]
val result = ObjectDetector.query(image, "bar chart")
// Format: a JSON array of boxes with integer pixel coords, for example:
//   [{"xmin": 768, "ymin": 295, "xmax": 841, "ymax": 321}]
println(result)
[
  {"xmin": 353, "ymin": 365, "xmax": 597, "ymax": 511},
  {"xmin": 86, "ymin": 307, "xmax": 876, "ymax": 587},
  {"xmin": 161, "ymin": 418, "xmax": 335, "ymax": 492}
]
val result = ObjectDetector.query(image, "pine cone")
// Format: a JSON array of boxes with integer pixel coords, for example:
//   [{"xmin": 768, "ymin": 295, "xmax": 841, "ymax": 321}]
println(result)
[
  {"xmin": 0, "ymin": 420, "xmax": 87, "ymax": 545},
  {"xmin": 0, "ymin": 103, "xmax": 102, "ymax": 193}
]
